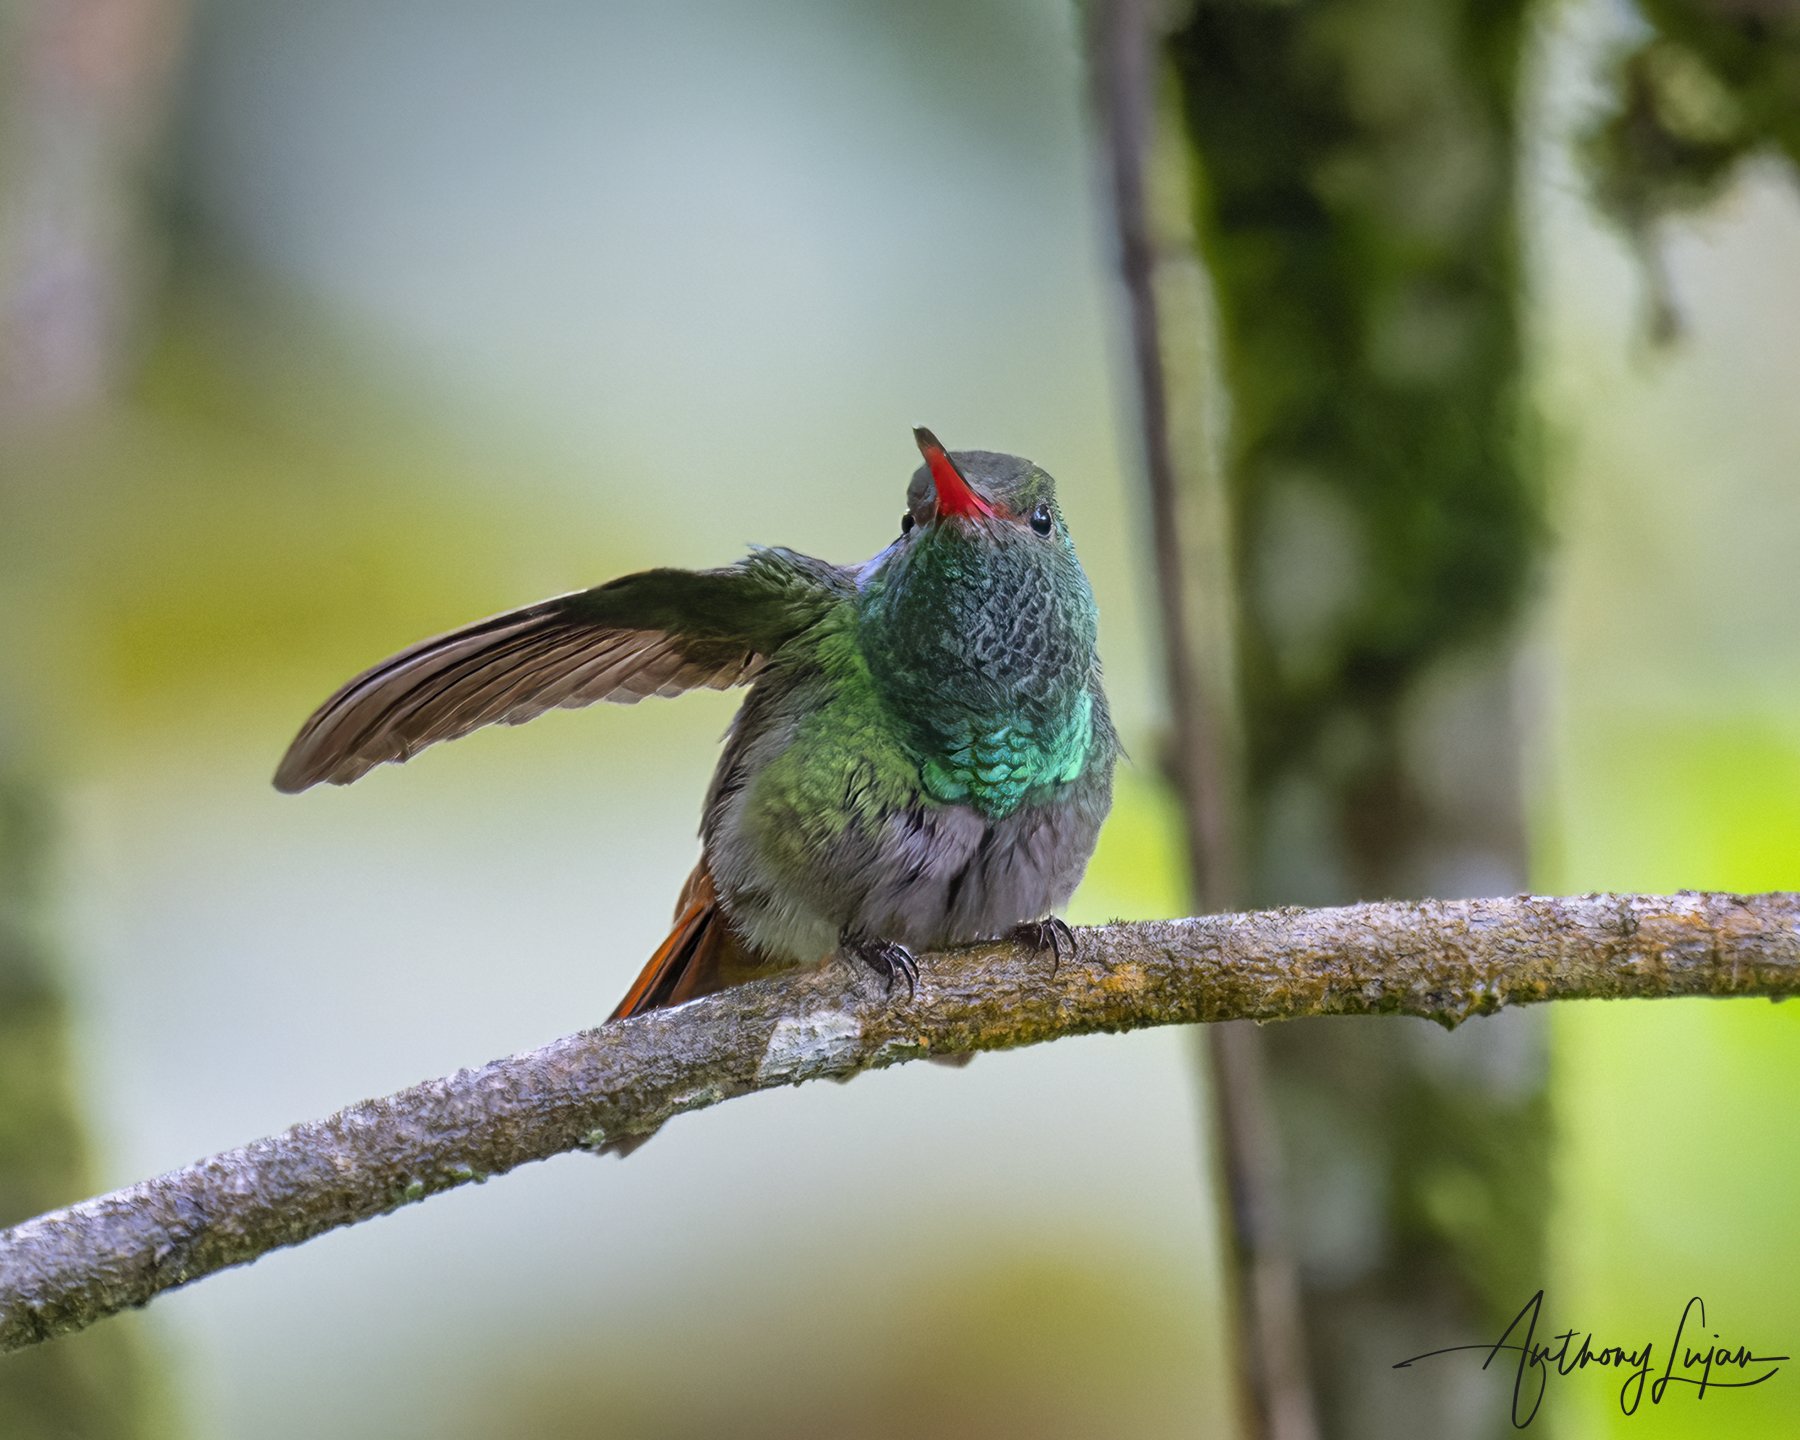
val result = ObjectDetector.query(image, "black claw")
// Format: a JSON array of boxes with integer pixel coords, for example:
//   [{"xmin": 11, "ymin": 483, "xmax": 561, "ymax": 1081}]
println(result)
[
  {"xmin": 1011, "ymin": 916, "xmax": 1077, "ymax": 975},
  {"xmin": 844, "ymin": 935, "xmax": 918, "ymax": 1001}
]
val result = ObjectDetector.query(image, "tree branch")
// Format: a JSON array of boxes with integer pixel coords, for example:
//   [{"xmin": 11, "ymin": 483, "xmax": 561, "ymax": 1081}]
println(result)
[{"xmin": 4, "ymin": 891, "xmax": 1797, "ymax": 1354}]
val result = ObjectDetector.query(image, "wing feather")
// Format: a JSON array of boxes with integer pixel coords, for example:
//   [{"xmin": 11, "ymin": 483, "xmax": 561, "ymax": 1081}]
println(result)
[{"xmin": 274, "ymin": 553, "xmax": 845, "ymax": 793}]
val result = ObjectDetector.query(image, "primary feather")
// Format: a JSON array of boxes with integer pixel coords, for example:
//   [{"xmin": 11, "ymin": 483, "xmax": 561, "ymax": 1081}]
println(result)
[{"xmin": 274, "ymin": 550, "xmax": 844, "ymax": 792}]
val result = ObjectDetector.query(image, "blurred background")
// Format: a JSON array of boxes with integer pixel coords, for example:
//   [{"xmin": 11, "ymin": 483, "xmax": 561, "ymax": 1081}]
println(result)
[{"xmin": 0, "ymin": 1, "xmax": 1797, "ymax": 1438}]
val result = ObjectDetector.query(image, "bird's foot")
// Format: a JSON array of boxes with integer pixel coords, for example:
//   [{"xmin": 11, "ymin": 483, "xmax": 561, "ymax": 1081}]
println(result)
[
  {"xmin": 842, "ymin": 933, "xmax": 918, "ymax": 1000},
  {"xmin": 1010, "ymin": 916, "xmax": 1077, "ymax": 975}
]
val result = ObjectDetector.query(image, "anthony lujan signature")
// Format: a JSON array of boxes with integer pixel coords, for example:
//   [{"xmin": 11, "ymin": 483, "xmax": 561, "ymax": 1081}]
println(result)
[{"xmin": 1394, "ymin": 1290, "xmax": 1788, "ymax": 1427}]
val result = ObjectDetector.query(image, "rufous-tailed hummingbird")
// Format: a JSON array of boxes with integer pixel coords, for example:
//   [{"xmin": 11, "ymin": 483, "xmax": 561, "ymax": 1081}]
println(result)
[{"xmin": 275, "ymin": 428, "xmax": 1117, "ymax": 1016}]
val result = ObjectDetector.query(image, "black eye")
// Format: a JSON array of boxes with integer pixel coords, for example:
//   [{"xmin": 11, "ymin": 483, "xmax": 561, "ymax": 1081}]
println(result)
[
  {"xmin": 1029, "ymin": 503, "xmax": 1054, "ymax": 536},
  {"xmin": 900, "ymin": 513, "xmax": 915, "ymax": 535}
]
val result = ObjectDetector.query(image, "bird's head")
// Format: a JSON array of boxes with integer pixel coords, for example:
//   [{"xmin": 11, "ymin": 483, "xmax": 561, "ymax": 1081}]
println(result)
[
  {"xmin": 859, "ymin": 427, "xmax": 1099, "ymax": 721},
  {"xmin": 902, "ymin": 425, "xmax": 1063, "ymax": 540}
]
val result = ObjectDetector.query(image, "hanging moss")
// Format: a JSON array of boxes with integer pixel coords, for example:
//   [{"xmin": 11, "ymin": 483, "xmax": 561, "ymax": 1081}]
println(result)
[{"xmin": 1587, "ymin": 1, "xmax": 1800, "ymax": 231}]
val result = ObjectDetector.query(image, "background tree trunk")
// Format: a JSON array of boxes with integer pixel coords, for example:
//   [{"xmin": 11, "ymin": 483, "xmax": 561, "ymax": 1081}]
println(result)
[
  {"xmin": 0, "ymin": 787, "xmax": 165, "ymax": 1438},
  {"xmin": 0, "ymin": 1, "xmax": 190, "ymax": 1432},
  {"xmin": 1162, "ymin": 5, "xmax": 1547, "ymax": 1437}
]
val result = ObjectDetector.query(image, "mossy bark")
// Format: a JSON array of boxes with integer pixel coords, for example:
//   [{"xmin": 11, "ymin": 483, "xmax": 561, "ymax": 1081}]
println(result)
[{"xmin": 1165, "ymin": 4, "xmax": 1546, "ymax": 1436}]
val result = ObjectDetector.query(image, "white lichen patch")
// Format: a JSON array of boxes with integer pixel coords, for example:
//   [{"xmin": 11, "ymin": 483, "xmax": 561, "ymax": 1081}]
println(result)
[
  {"xmin": 668, "ymin": 1083, "xmax": 727, "ymax": 1114},
  {"xmin": 871, "ymin": 1037, "xmax": 926, "ymax": 1067},
  {"xmin": 756, "ymin": 1011, "xmax": 864, "ymax": 1085}
]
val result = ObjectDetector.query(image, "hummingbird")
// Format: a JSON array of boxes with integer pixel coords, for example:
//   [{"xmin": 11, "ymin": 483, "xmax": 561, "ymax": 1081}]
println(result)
[{"xmin": 275, "ymin": 428, "xmax": 1118, "ymax": 1019}]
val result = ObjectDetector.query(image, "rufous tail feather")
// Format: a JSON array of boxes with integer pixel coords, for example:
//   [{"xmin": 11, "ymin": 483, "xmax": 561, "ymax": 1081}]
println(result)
[{"xmin": 608, "ymin": 862, "xmax": 744, "ymax": 1020}]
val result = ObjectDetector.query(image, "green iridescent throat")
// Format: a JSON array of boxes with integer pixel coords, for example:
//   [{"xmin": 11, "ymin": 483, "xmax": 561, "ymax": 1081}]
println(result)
[{"xmin": 858, "ymin": 513, "xmax": 1100, "ymax": 820}]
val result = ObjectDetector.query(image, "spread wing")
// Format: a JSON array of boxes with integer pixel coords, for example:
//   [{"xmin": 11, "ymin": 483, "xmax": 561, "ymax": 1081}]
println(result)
[{"xmin": 273, "ymin": 549, "xmax": 845, "ymax": 793}]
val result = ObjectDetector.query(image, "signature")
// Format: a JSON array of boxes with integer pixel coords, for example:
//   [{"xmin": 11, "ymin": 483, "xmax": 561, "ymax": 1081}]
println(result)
[{"xmin": 1394, "ymin": 1290, "xmax": 1788, "ymax": 1427}]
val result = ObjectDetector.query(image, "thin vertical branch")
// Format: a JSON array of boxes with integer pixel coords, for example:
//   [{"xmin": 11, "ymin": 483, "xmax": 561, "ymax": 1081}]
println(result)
[
  {"xmin": 1086, "ymin": 0, "xmax": 1236, "ymax": 911},
  {"xmin": 1084, "ymin": 5, "xmax": 1317, "ymax": 1440}
]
